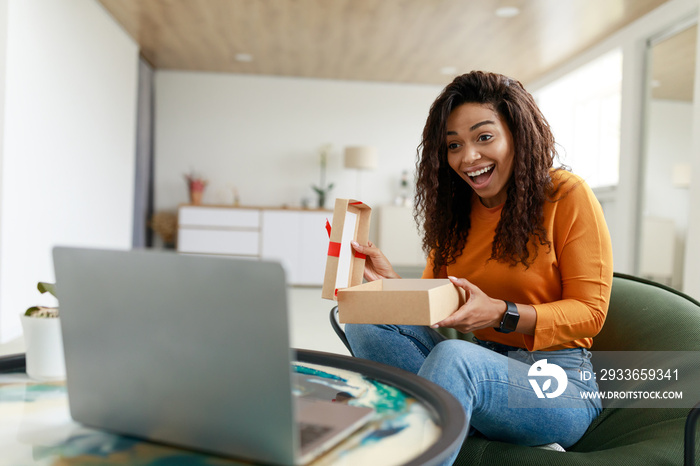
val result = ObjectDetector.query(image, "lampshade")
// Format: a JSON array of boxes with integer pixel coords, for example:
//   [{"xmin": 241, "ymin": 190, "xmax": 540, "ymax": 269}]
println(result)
[
  {"xmin": 672, "ymin": 163, "xmax": 691, "ymax": 188},
  {"xmin": 344, "ymin": 146, "xmax": 378, "ymax": 170}
]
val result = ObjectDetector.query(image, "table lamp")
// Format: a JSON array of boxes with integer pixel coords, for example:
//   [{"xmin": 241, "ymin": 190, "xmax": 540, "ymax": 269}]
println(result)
[{"xmin": 344, "ymin": 146, "xmax": 378, "ymax": 200}]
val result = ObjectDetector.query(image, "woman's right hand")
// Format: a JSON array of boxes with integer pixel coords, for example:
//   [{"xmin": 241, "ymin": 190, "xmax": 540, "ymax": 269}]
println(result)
[{"xmin": 351, "ymin": 241, "xmax": 401, "ymax": 281}]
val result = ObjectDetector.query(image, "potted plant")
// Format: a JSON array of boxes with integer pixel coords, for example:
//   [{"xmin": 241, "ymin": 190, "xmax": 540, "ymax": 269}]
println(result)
[
  {"xmin": 312, "ymin": 144, "xmax": 334, "ymax": 209},
  {"xmin": 20, "ymin": 282, "xmax": 65, "ymax": 380},
  {"xmin": 184, "ymin": 171, "xmax": 208, "ymax": 205}
]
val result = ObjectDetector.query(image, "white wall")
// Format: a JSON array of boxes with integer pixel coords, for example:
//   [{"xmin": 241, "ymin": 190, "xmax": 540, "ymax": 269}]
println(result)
[
  {"xmin": 0, "ymin": 0, "xmax": 139, "ymax": 343},
  {"xmin": 0, "ymin": 4, "xmax": 7, "ymax": 265},
  {"xmin": 154, "ymin": 72, "xmax": 443, "ymax": 212},
  {"xmin": 642, "ymin": 100, "xmax": 693, "ymax": 288},
  {"xmin": 685, "ymin": 18, "xmax": 700, "ymax": 298}
]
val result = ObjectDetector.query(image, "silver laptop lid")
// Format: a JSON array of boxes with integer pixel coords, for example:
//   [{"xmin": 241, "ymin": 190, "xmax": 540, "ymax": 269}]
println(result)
[{"xmin": 54, "ymin": 247, "xmax": 298, "ymax": 465}]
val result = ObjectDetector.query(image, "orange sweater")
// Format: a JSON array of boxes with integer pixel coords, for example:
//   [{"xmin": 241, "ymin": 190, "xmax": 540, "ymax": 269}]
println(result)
[{"xmin": 422, "ymin": 170, "xmax": 613, "ymax": 351}]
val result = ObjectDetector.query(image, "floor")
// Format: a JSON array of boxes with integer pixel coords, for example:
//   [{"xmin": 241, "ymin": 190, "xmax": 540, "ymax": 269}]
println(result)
[
  {"xmin": 287, "ymin": 264, "xmax": 425, "ymax": 355},
  {"xmin": 287, "ymin": 286, "xmax": 351, "ymax": 355},
  {"xmin": 0, "ymin": 286, "xmax": 350, "ymax": 357}
]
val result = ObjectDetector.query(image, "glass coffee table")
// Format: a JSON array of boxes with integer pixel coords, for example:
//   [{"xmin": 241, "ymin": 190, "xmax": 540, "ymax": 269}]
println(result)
[{"xmin": 0, "ymin": 349, "xmax": 467, "ymax": 465}]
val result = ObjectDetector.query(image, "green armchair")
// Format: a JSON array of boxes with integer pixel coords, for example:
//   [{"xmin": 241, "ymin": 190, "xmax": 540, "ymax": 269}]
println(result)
[
  {"xmin": 451, "ymin": 273, "xmax": 700, "ymax": 465},
  {"xmin": 331, "ymin": 273, "xmax": 700, "ymax": 465}
]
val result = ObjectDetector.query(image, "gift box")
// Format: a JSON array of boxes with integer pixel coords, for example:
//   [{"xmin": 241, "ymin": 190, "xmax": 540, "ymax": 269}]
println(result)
[{"xmin": 322, "ymin": 199, "xmax": 465, "ymax": 325}]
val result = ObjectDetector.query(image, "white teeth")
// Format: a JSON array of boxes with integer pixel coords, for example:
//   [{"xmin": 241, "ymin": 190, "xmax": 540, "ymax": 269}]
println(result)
[{"xmin": 467, "ymin": 165, "xmax": 494, "ymax": 177}]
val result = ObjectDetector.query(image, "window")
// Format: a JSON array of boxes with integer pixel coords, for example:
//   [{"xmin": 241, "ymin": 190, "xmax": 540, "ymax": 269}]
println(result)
[{"xmin": 534, "ymin": 49, "xmax": 623, "ymax": 188}]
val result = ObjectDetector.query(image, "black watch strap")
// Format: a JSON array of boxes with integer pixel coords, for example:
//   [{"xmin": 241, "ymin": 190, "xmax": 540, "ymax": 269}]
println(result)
[{"xmin": 494, "ymin": 300, "xmax": 519, "ymax": 333}]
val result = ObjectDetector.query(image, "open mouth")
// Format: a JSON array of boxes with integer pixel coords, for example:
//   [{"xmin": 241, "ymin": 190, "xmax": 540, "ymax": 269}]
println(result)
[{"xmin": 466, "ymin": 164, "xmax": 495, "ymax": 186}]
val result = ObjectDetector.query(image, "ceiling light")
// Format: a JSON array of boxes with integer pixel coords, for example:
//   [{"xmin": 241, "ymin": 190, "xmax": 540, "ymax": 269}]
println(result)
[
  {"xmin": 235, "ymin": 53, "xmax": 253, "ymax": 62},
  {"xmin": 495, "ymin": 6, "xmax": 520, "ymax": 18}
]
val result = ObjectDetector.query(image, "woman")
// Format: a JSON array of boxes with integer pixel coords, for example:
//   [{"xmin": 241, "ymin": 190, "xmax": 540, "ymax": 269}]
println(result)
[{"xmin": 346, "ymin": 71, "xmax": 613, "ymax": 459}]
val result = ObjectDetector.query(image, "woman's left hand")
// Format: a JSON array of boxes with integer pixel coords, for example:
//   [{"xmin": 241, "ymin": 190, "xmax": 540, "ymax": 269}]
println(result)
[{"xmin": 431, "ymin": 276, "xmax": 506, "ymax": 333}]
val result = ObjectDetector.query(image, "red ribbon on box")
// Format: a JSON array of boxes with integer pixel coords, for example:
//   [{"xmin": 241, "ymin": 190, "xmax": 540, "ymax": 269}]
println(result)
[
  {"xmin": 326, "ymin": 219, "xmax": 341, "ymax": 257},
  {"xmin": 328, "ymin": 241, "xmax": 341, "ymax": 257},
  {"xmin": 324, "ymin": 219, "xmax": 366, "ymax": 259}
]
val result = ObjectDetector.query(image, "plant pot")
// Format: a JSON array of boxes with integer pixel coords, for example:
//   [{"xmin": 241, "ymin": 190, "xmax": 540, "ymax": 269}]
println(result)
[
  {"xmin": 190, "ymin": 189, "xmax": 204, "ymax": 205},
  {"xmin": 20, "ymin": 315, "xmax": 66, "ymax": 381}
]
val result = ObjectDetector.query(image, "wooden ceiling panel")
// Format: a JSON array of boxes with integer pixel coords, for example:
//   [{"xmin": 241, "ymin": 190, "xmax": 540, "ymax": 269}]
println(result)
[
  {"xmin": 651, "ymin": 25, "xmax": 697, "ymax": 101},
  {"xmin": 98, "ymin": 0, "xmax": 671, "ymax": 85}
]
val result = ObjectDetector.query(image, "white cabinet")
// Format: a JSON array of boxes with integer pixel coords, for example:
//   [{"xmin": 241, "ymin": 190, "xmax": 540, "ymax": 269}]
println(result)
[
  {"xmin": 377, "ymin": 205, "xmax": 425, "ymax": 266},
  {"xmin": 178, "ymin": 206, "xmax": 261, "ymax": 257},
  {"xmin": 178, "ymin": 229, "xmax": 260, "ymax": 256},
  {"xmin": 298, "ymin": 211, "xmax": 334, "ymax": 285},
  {"xmin": 261, "ymin": 210, "xmax": 301, "ymax": 283},
  {"xmin": 178, "ymin": 205, "xmax": 332, "ymax": 286},
  {"xmin": 179, "ymin": 206, "xmax": 260, "ymax": 229},
  {"xmin": 261, "ymin": 210, "xmax": 331, "ymax": 286}
]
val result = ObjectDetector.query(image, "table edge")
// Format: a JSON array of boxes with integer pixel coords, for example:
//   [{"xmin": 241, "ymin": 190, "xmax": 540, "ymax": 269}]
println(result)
[{"xmin": 295, "ymin": 348, "xmax": 467, "ymax": 466}]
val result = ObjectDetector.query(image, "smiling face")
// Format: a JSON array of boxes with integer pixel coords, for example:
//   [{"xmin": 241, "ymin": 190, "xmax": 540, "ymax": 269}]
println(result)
[{"xmin": 446, "ymin": 103, "xmax": 515, "ymax": 208}]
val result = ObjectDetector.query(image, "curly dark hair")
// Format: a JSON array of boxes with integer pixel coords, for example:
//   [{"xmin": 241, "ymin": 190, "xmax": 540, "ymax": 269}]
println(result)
[{"xmin": 415, "ymin": 71, "xmax": 563, "ymax": 275}]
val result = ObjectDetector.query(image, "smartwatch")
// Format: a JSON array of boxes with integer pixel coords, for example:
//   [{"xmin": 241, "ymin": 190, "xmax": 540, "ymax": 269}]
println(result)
[{"xmin": 494, "ymin": 300, "xmax": 519, "ymax": 333}]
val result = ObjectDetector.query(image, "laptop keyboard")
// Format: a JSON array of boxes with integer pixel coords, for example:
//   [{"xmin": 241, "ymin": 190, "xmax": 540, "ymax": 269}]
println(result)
[{"xmin": 299, "ymin": 422, "xmax": 333, "ymax": 447}]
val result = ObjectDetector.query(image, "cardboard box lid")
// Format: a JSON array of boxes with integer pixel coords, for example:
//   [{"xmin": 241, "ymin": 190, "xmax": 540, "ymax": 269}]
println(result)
[{"xmin": 321, "ymin": 199, "xmax": 372, "ymax": 300}]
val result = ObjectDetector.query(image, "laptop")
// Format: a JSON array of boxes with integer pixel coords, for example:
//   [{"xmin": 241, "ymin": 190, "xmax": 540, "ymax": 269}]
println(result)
[{"xmin": 53, "ymin": 246, "xmax": 373, "ymax": 465}]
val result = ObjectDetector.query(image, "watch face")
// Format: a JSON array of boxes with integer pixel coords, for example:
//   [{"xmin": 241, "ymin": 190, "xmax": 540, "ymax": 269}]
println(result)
[{"xmin": 502, "ymin": 310, "xmax": 519, "ymax": 332}]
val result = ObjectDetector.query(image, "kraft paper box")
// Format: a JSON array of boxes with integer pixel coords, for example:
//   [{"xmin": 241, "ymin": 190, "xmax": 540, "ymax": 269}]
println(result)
[{"xmin": 322, "ymin": 198, "xmax": 466, "ymax": 325}]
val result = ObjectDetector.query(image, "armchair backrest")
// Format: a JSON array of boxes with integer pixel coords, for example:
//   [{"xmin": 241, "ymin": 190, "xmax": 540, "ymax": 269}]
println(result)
[{"xmin": 593, "ymin": 273, "xmax": 700, "ymax": 351}]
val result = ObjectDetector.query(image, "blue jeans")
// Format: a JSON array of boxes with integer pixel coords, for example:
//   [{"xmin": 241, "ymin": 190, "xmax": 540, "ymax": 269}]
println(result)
[{"xmin": 345, "ymin": 324, "xmax": 602, "ymax": 464}]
